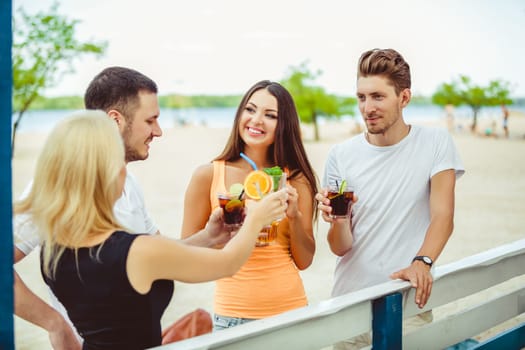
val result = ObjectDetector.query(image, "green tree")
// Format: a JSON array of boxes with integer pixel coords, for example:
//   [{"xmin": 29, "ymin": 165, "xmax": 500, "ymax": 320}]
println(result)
[
  {"xmin": 281, "ymin": 62, "xmax": 356, "ymax": 141},
  {"xmin": 12, "ymin": 2, "xmax": 107, "ymax": 156},
  {"xmin": 431, "ymin": 82, "xmax": 462, "ymax": 107},
  {"xmin": 432, "ymin": 76, "xmax": 513, "ymax": 132}
]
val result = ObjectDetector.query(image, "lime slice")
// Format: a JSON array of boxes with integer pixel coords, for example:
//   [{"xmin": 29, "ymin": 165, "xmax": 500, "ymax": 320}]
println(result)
[
  {"xmin": 339, "ymin": 180, "xmax": 347, "ymax": 194},
  {"xmin": 229, "ymin": 183, "xmax": 244, "ymax": 197}
]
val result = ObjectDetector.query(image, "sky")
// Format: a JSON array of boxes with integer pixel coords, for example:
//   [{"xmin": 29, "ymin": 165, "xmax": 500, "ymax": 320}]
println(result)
[{"xmin": 12, "ymin": 0, "xmax": 525, "ymax": 98}]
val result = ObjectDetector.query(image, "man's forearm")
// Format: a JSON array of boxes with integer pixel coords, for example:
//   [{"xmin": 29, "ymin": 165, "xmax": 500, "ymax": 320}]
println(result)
[
  {"xmin": 327, "ymin": 220, "xmax": 353, "ymax": 256},
  {"xmin": 14, "ymin": 270, "xmax": 63, "ymax": 330},
  {"xmin": 416, "ymin": 214, "xmax": 454, "ymax": 262},
  {"xmin": 179, "ymin": 228, "xmax": 211, "ymax": 247},
  {"xmin": 15, "ymin": 270, "xmax": 82, "ymax": 349}
]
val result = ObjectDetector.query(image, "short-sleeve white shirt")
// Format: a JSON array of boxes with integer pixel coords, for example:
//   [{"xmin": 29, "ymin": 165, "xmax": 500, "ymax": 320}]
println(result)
[
  {"xmin": 14, "ymin": 171, "xmax": 158, "ymax": 254},
  {"xmin": 322, "ymin": 125, "xmax": 464, "ymax": 297}
]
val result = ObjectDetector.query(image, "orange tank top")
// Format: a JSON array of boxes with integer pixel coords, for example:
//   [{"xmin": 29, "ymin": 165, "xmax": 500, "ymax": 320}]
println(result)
[{"xmin": 209, "ymin": 160, "xmax": 308, "ymax": 319}]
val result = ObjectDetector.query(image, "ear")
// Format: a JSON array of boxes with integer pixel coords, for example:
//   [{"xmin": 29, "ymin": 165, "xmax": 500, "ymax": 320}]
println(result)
[
  {"xmin": 107, "ymin": 109, "xmax": 125, "ymax": 129},
  {"xmin": 400, "ymin": 88, "xmax": 411, "ymax": 108}
]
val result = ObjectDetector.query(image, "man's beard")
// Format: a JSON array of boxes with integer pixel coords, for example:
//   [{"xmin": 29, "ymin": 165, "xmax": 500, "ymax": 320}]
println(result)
[
  {"xmin": 366, "ymin": 121, "xmax": 388, "ymax": 135},
  {"xmin": 122, "ymin": 124, "xmax": 147, "ymax": 162},
  {"xmin": 125, "ymin": 144, "xmax": 145, "ymax": 162}
]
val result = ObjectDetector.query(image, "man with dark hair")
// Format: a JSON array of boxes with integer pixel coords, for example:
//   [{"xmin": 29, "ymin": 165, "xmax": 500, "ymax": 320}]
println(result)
[
  {"xmin": 14, "ymin": 66, "xmax": 162, "ymax": 349},
  {"xmin": 14, "ymin": 67, "xmax": 228, "ymax": 349},
  {"xmin": 316, "ymin": 49, "xmax": 465, "ymax": 349},
  {"xmin": 84, "ymin": 66, "xmax": 161, "ymax": 162}
]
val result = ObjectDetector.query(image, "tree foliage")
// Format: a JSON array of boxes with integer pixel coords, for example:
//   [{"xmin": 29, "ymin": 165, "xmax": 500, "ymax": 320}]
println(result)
[
  {"xmin": 280, "ymin": 62, "xmax": 356, "ymax": 141},
  {"xmin": 432, "ymin": 76, "xmax": 513, "ymax": 132},
  {"xmin": 431, "ymin": 82, "xmax": 462, "ymax": 107},
  {"xmin": 30, "ymin": 95, "xmax": 84, "ymax": 110},
  {"xmin": 159, "ymin": 94, "xmax": 242, "ymax": 108},
  {"xmin": 12, "ymin": 2, "xmax": 107, "ymax": 155}
]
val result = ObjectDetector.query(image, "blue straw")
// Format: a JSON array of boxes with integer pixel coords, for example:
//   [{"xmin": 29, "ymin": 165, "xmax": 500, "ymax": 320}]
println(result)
[{"xmin": 240, "ymin": 152, "xmax": 258, "ymax": 170}]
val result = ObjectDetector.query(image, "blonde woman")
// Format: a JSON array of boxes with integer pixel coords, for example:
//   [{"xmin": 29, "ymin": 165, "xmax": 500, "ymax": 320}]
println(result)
[{"xmin": 15, "ymin": 111, "xmax": 287, "ymax": 350}]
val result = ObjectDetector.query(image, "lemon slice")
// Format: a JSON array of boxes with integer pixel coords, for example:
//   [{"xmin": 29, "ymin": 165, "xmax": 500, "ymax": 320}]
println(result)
[{"xmin": 225, "ymin": 199, "xmax": 243, "ymax": 212}]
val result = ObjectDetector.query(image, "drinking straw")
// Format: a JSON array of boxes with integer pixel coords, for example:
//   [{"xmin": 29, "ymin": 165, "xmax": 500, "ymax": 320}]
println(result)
[
  {"xmin": 255, "ymin": 182, "xmax": 264, "ymax": 199},
  {"xmin": 240, "ymin": 152, "xmax": 257, "ymax": 170}
]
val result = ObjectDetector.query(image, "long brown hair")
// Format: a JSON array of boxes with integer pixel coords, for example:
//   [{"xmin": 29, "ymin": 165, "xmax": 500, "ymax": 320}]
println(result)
[{"xmin": 215, "ymin": 80, "xmax": 318, "ymax": 217}]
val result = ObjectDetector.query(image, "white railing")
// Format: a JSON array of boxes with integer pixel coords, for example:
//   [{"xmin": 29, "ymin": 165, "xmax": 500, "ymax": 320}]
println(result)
[{"xmin": 151, "ymin": 239, "xmax": 525, "ymax": 350}]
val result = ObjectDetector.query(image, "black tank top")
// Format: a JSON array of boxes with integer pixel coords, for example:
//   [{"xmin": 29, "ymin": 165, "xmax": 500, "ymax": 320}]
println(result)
[{"xmin": 41, "ymin": 231, "xmax": 174, "ymax": 350}]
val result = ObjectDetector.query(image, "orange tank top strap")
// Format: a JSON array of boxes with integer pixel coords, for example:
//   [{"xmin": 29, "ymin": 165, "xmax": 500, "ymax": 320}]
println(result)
[{"xmin": 210, "ymin": 160, "xmax": 227, "ymax": 209}]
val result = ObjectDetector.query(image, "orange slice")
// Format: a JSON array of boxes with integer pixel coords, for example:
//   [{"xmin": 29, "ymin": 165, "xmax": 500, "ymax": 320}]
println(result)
[{"xmin": 243, "ymin": 170, "xmax": 272, "ymax": 199}]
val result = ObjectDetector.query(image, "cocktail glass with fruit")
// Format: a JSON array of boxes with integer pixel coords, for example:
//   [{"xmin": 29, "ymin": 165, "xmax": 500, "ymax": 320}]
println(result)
[
  {"xmin": 218, "ymin": 183, "xmax": 245, "ymax": 231},
  {"xmin": 328, "ymin": 180, "xmax": 353, "ymax": 219},
  {"xmin": 244, "ymin": 167, "xmax": 286, "ymax": 247}
]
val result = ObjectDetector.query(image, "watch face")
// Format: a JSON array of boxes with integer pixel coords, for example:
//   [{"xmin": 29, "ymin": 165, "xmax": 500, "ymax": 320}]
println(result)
[{"xmin": 423, "ymin": 256, "xmax": 432, "ymax": 264}]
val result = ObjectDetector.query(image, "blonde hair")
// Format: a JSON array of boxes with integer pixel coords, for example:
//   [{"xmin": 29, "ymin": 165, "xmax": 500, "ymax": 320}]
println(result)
[{"xmin": 14, "ymin": 110, "xmax": 125, "ymax": 278}]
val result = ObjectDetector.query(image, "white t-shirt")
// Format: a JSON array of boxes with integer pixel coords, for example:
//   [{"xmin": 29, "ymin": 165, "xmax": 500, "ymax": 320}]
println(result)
[
  {"xmin": 14, "ymin": 171, "xmax": 158, "ymax": 254},
  {"xmin": 322, "ymin": 125, "xmax": 465, "ymax": 297},
  {"xmin": 14, "ymin": 170, "xmax": 158, "ymax": 336}
]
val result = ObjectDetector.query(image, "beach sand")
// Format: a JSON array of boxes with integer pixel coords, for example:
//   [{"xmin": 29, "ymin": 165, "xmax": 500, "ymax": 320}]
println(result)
[{"xmin": 12, "ymin": 111, "xmax": 525, "ymax": 349}]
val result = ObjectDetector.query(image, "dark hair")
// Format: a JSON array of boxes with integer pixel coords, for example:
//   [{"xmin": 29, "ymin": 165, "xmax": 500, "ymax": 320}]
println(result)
[
  {"xmin": 84, "ymin": 67, "xmax": 158, "ymax": 121},
  {"xmin": 215, "ymin": 80, "xmax": 318, "ymax": 217},
  {"xmin": 357, "ymin": 48, "xmax": 411, "ymax": 95}
]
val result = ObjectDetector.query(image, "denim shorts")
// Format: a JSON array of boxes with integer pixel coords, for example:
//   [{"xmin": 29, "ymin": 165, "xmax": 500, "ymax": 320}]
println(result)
[{"xmin": 213, "ymin": 314, "xmax": 256, "ymax": 331}]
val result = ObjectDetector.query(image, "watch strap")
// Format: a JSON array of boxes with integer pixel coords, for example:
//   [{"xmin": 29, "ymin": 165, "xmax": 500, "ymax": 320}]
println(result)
[{"xmin": 412, "ymin": 255, "xmax": 433, "ymax": 267}]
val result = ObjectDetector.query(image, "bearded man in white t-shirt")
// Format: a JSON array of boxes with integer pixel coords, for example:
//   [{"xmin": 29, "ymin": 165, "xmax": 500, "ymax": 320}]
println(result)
[
  {"xmin": 316, "ymin": 49, "xmax": 465, "ymax": 349},
  {"xmin": 13, "ymin": 67, "xmax": 231, "ymax": 350}
]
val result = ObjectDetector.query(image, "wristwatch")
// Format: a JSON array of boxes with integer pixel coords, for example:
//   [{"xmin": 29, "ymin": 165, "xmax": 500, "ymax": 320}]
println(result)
[{"xmin": 412, "ymin": 255, "xmax": 433, "ymax": 267}]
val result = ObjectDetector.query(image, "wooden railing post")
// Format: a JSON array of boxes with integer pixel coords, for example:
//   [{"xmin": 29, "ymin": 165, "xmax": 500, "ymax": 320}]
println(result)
[{"xmin": 372, "ymin": 292, "xmax": 402, "ymax": 350}]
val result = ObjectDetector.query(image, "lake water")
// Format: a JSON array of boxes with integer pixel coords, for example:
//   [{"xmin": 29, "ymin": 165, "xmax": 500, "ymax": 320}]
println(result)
[{"xmin": 12, "ymin": 105, "xmax": 520, "ymax": 134}]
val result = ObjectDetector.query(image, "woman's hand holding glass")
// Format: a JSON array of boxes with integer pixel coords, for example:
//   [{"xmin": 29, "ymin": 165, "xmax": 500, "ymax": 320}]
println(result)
[
  {"xmin": 246, "ymin": 189, "xmax": 288, "ymax": 230},
  {"xmin": 206, "ymin": 190, "xmax": 288, "ymax": 244},
  {"xmin": 283, "ymin": 184, "xmax": 299, "ymax": 219}
]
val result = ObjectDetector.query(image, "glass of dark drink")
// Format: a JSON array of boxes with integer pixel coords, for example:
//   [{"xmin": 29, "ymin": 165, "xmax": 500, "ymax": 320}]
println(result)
[
  {"xmin": 218, "ymin": 193, "xmax": 246, "ymax": 231},
  {"xmin": 328, "ymin": 183, "xmax": 353, "ymax": 219}
]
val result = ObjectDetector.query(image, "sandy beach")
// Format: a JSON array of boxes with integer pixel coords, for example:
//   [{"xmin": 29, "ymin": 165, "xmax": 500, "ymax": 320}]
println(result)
[{"xmin": 12, "ymin": 111, "xmax": 525, "ymax": 349}]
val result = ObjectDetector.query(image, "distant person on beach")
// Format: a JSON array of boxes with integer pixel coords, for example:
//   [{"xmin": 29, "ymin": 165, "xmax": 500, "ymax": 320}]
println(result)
[
  {"xmin": 445, "ymin": 104, "xmax": 455, "ymax": 132},
  {"xmin": 181, "ymin": 80, "xmax": 318, "ymax": 330},
  {"xmin": 315, "ymin": 48, "xmax": 464, "ymax": 349},
  {"xmin": 482, "ymin": 118, "xmax": 498, "ymax": 138},
  {"xmin": 13, "ymin": 67, "xmax": 233, "ymax": 349},
  {"xmin": 14, "ymin": 111, "xmax": 287, "ymax": 349},
  {"xmin": 502, "ymin": 104, "xmax": 509, "ymax": 138}
]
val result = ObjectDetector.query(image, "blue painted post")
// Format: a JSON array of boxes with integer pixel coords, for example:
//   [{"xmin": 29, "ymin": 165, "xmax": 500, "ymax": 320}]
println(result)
[
  {"xmin": 0, "ymin": 0, "xmax": 14, "ymax": 348},
  {"xmin": 372, "ymin": 293, "xmax": 402, "ymax": 350},
  {"xmin": 471, "ymin": 322, "xmax": 525, "ymax": 350}
]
